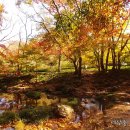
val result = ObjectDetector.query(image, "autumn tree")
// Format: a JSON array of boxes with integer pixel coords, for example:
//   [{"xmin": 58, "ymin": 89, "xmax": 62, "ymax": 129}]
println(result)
[
  {"xmin": 80, "ymin": 0, "xmax": 130, "ymax": 71},
  {"xmin": 38, "ymin": 0, "xmax": 93, "ymax": 77},
  {"xmin": 18, "ymin": 0, "xmax": 130, "ymax": 74}
]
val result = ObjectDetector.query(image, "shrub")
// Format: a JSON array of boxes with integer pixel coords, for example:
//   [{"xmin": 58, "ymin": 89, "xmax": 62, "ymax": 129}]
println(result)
[
  {"xmin": 1, "ymin": 86, "xmax": 7, "ymax": 92},
  {"xmin": 19, "ymin": 108, "xmax": 36, "ymax": 122},
  {"xmin": 25, "ymin": 91, "xmax": 41, "ymax": 100},
  {"xmin": 35, "ymin": 69, "xmax": 48, "ymax": 72},
  {"xmin": 36, "ymin": 106, "xmax": 53, "ymax": 119},
  {"xmin": 0, "ymin": 111, "xmax": 17, "ymax": 125},
  {"xmin": 25, "ymin": 91, "xmax": 41, "ymax": 105},
  {"xmin": 67, "ymin": 97, "xmax": 79, "ymax": 106},
  {"xmin": 19, "ymin": 106, "xmax": 53, "ymax": 123}
]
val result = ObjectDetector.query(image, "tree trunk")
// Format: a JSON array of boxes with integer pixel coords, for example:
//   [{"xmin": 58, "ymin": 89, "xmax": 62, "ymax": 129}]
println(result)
[
  {"xmin": 73, "ymin": 60, "xmax": 78, "ymax": 75},
  {"xmin": 117, "ymin": 52, "xmax": 121, "ymax": 70},
  {"xmin": 78, "ymin": 56, "xmax": 82, "ymax": 78},
  {"xmin": 100, "ymin": 48, "xmax": 105, "ymax": 72},
  {"xmin": 94, "ymin": 51, "xmax": 100, "ymax": 72},
  {"xmin": 105, "ymin": 48, "xmax": 110, "ymax": 71},
  {"xmin": 112, "ymin": 49, "xmax": 116, "ymax": 70},
  {"xmin": 36, "ymin": 100, "xmax": 38, "ymax": 106},
  {"xmin": 35, "ymin": 62, "xmax": 38, "ymax": 83},
  {"xmin": 58, "ymin": 54, "xmax": 61, "ymax": 72},
  {"xmin": 17, "ymin": 63, "xmax": 20, "ymax": 75},
  {"xmin": 70, "ymin": 52, "xmax": 82, "ymax": 77}
]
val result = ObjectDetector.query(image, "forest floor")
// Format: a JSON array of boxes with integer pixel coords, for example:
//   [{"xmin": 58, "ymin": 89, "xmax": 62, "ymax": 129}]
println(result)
[
  {"xmin": 40, "ymin": 70, "xmax": 130, "ymax": 129},
  {"xmin": 0, "ymin": 69, "xmax": 130, "ymax": 129}
]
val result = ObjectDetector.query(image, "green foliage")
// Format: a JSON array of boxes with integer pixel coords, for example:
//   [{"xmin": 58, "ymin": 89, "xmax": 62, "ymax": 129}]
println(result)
[
  {"xmin": 19, "ymin": 106, "xmax": 53, "ymax": 123},
  {"xmin": 0, "ymin": 111, "xmax": 18, "ymax": 125},
  {"xmin": 0, "ymin": 85, "xmax": 7, "ymax": 92},
  {"xmin": 67, "ymin": 97, "xmax": 79, "ymax": 106},
  {"xmin": 35, "ymin": 69, "xmax": 48, "ymax": 72},
  {"xmin": 19, "ymin": 108, "xmax": 36, "ymax": 122},
  {"xmin": 54, "ymin": 12, "xmax": 75, "ymax": 33},
  {"xmin": 25, "ymin": 91, "xmax": 41, "ymax": 100}
]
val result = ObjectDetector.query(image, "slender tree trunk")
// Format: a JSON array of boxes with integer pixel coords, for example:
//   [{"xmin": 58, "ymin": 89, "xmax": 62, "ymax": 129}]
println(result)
[
  {"xmin": 17, "ymin": 63, "xmax": 20, "ymax": 75},
  {"xmin": 117, "ymin": 52, "xmax": 121, "ymax": 70},
  {"xmin": 25, "ymin": 56, "xmax": 28, "ymax": 72},
  {"xmin": 112, "ymin": 49, "xmax": 116, "ymax": 70},
  {"xmin": 94, "ymin": 51, "xmax": 100, "ymax": 72},
  {"xmin": 36, "ymin": 100, "xmax": 38, "ymax": 106},
  {"xmin": 73, "ymin": 60, "xmax": 78, "ymax": 75},
  {"xmin": 35, "ymin": 62, "xmax": 38, "ymax": 83},
  {"xmin": 97, "ymin": 60, "xmax": 101, "ymax": 72},
  {"xmin": 78, "ymin": 56, "xmax": 82, "ymax": 78},
  {"xmin": 58, "ymin": 54, "xmax": 61, "ymax": 72},
  {"xmin": 100, "ymin": 48, "xmax": 105, "ymax": 72},
  {"xmin": 105, "ymin": 48, "xmax": 110, "ymax": 71},
  {"xmin": 98, "ymin": 62, "xmax": 101, "ymax": 72}
]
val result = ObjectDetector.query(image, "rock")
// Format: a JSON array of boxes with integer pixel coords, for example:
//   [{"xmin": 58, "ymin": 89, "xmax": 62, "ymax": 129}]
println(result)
[
  {"xmin": 0, "ymin": 98, "xmax": 7, "ymax": 105},
  {"xmin": 3, "ymin": 127, "xmax": 15, "ymax": 130},
  {"xmin": 123, "ymin": 102, "xmax": 130, "ymax": 105},
  {"xmin": 80, "ymin": 97, "xmax": 100, "ymax": 117},
  {"xmin": 74, "ymin": 114, "xmax": 80, "ymax": 123},
  {"xmin": 0, "ymin": 110, "xmax": 5, "ymax": 115},
  {"xmin": 82, "ymin": 110, "xmax": 89, "ymax": 119},
  {"xmin": 81, "ymin": 98, "xmax": 99, "ymax": 110},
  {"xmin": 55, "ymin": 104, "xmax": 75, "ymax": 120}
]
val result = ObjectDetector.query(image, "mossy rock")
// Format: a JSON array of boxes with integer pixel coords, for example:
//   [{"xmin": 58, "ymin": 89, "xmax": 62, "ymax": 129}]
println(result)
[{"xmin": 55, "ymin": 104, "xmax": 75, "ymax": 120}]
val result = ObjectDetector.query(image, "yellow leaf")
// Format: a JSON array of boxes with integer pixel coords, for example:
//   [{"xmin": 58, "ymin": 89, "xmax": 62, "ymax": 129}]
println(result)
[{"xmin": 0, "ymin": 4, "xmax": 4, "ymax": 13}]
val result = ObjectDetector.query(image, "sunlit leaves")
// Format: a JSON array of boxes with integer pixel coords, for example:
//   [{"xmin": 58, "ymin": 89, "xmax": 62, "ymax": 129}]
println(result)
[
  {"xmin": 25, "ymin": 0, "xmax": 33, "ymax": 4},
  {"xmin": 17, "ymin": 0, "xmax": 130, "ymax": 72},
  {"xmin": 16, "ymin": 0, "xmax": 42, "ymax": 6},
  {"xmin": 0, "ymin": 4, "xmax": 4, "ymax": 13}
]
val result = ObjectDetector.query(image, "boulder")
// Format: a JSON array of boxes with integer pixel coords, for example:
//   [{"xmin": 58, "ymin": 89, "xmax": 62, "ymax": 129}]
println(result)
[{"xmin": 55, "ymin": 104, "xmax": 75, "ymax": 120}]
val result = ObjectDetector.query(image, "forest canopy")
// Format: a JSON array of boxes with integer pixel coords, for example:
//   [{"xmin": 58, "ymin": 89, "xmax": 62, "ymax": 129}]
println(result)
[{"xmin": 0, "ymin": 0, "xmax": 129, "ymax": 76}]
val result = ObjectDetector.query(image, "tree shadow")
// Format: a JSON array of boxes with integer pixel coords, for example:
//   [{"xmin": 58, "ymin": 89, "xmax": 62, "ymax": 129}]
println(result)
[
  {"xmin": 0, "ymin": 74, "xmax": 34, "ymax": 92},
  {"xmin": 92, "ymin": 69, "xmax": 130, "ymax": 92}
]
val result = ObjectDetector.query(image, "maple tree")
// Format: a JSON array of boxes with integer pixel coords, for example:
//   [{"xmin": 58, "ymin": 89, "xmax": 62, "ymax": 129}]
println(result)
[
  {"xmin": 34, "ymin": 0, "xmax": 92, "ymax": 76},
  {"xmin": 85, "ymin": 0, "xmax": 130, "ymax": 71},
  {"xmin": 40, "ymin": 0, "xmax": 130, "ymax": 72},
  {"xmin": 15, "ymin": 0, "xmax": 130, "ymax": 75}
]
